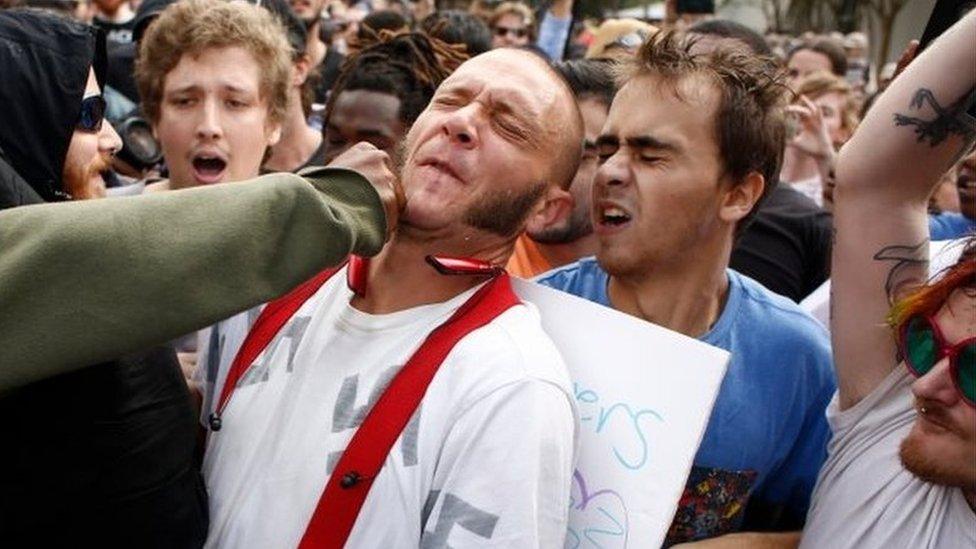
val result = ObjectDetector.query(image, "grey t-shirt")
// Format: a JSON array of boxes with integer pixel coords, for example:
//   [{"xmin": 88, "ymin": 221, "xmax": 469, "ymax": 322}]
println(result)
[{"xmin": 800, "ymin": 368, "xmax": 976, "ymax": 548}]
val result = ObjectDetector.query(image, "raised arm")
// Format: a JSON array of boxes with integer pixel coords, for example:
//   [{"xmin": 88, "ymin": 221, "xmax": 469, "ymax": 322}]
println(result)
[
  {"xmin": 831, "ymin": 11, "xmax": 976, "ymax": 409},
  {"xmin": 0, "ymin": 161, "xmax": 396, "ymax": 391},
  {"xmin": 536, "ymin": 0, "xmax": 574, "ymax": 62}
]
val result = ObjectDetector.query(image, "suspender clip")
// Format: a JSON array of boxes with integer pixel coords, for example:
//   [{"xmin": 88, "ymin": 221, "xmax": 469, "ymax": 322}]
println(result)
[{"xmin": 340, "ymin": 471, "xmax": 365, "ymax": 489}]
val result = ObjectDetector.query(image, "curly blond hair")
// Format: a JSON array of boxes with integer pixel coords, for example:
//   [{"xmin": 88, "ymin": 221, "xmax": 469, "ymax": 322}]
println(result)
[{"xmin": 135, "ymin": 0, "xmax": 291, "ymax": 125}]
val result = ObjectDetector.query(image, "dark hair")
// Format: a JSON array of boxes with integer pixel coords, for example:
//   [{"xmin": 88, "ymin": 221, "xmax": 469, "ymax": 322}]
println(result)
[
  {"xmin": 358, "ymin": 10, "xmax": 408, "ymax": 41},
  {"xmin": 325, "ymin": 31, "xmax": 468, "ymax": 131},
  {"xmin": 257, "ymin": 0, "xmax": 307, "ymax": 58},
  {"xmin": 420, "ymin": 9, "xmax": 492, "ymax": 56},
  {"xmin": 554, "ymin": 58, "xmax": 618, "ymax": 108},
  {"xmin": 620, "ymin": 30, "xmax": 789, "ymax": 233},
  {"xmin": 688, "ymin": 18, "xmax": 771, "ymax": 56},
  {"xmin": 789, "ymin": 39, "xmax": 847, "ymax": 77}
]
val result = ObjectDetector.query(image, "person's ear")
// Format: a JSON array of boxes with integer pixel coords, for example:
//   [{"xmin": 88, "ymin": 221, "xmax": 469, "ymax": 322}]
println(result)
[
  {"xmin": 718, "ymin": 172, "xmax": 765, "ymax": 225},
  {"xmin": 293, "ymin": 55, "xmax": 312, "ymax": 88},
  {"xmin": 525, "ymin": 185, "xmax": 574, "ymax": 235},
  {"xmin": 267, "ymin": 121, "xmax": 283, "ymax": 147}
]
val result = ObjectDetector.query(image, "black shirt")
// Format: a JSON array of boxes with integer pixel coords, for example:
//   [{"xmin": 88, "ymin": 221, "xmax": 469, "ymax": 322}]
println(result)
[
  {"xmin": 313, "ymin": 47, "xmax": 346, "ymax": 105},
  {"xmin": 92, "ymin": 16, "xmax": 136, "ymax": 45},
  {"xmin": 0, "ymin": 347, "xmax": 208, "ymax": 548},
  {"xmin": 731, "ymin": 185, "xmax": 833, "ymax": 303}
]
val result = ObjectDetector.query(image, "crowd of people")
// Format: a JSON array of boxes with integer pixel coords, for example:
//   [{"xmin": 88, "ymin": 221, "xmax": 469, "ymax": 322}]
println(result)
[{"xmin": 0, "ymin": 0, "xmax": 973, "ymax": 547}]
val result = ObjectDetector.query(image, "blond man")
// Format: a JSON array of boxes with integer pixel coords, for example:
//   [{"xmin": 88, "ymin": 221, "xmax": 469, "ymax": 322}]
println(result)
[{"xmin": 135, "ymin": 0, "xmax": 292, "ymax": 191}]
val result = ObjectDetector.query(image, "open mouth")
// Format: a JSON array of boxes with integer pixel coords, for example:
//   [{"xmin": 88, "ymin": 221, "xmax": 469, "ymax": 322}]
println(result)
[
  {"xmin": 599, "ymin": 205, "xmax": 632, "ymax": 227},
  {"xmin": 428, "ymin": 161, "xmax": 457, "ymax": 178},
  {"xmin": 191, "ymin": 155, "xmax": 227, "ymax": 184}
]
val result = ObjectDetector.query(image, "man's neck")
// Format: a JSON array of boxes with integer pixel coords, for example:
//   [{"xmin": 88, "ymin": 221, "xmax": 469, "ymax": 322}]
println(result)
[
  {"xmin": 780, "ymin": 146, "xmax": 821, "ymax": 183},
  {"xmin": 606, "ymin": 244, "xmax": 732, "ymax": 338},
  {"xmin": 265, "ymin": 102, "xmax": 322, "ymax": 172},
  {"xmin": 536, "ymin": 233, "xmax": 599, "ymax": 269},
  {"xmin": 965, "ymin": 487, "xmax": 976, "ymax": 512},
  {"xmin": 351, "ymin": 228, "xmax": 515, "ymax": 314},
  {"xmin": 307, "ymin": 22, "xmax": 327, "ymax": 69},
  {"xmin": 97, "ymin": 3, "xmax": 134, "ymax": 24}
]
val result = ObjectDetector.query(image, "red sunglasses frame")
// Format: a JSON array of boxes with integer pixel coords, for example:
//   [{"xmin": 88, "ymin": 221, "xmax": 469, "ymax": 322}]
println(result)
[{"xmin": 897, "ymin": 313, "xmax": 976, "ymax": 407}]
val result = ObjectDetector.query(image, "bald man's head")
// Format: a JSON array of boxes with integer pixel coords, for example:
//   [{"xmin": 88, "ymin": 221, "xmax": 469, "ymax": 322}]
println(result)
[
  {"xmin": 449, "ymin": 48, "xmax": 583, "ymax": 190},
  {"xmin": 398, "ymin": 47, "xmax": 585, "ymax": 239}
]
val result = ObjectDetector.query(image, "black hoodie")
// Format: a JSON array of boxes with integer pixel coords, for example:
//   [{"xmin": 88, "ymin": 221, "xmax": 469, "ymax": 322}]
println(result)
[
  {"xmin": 0, "ymin": 10, "xmax": 207, "ymax": 548},
  {"xmin": 0, "ymin": 8, "xmax": 107, "ymax": 202}
]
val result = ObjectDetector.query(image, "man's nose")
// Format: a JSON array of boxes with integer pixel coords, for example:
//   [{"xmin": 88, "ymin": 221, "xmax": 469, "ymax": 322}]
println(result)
[
  {"xmin": 196, "ymin": 98, "xmax": 224, "ymax": 140},
  {"xmin": 99, "ymin": 121, "xmax": 123, "ymax": 156},
  {"xmin": 595, "ymin": 149, "xmax": 630, "ymax": 190},
  {"xmin": 441, "ymin": 105, "xmax": 480, "ymax": 150},
  {"xmin": 911, "ymin": 357, "xmax": 963, "ymax": 407}
]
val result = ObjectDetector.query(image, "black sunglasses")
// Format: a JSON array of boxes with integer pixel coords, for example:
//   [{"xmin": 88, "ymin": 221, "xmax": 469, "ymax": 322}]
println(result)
[
  {"xmin": 493, "ymin": 25, "xmax": 528, "ymax": 39},
  {"xmin": 77, "ymin": 95, "xmax": 107, "ymax": 133}
]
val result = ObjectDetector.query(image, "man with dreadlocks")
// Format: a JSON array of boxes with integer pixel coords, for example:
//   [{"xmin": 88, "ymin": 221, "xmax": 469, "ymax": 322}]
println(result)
[
  {"xmin": 202, "ymin": 47, "xmax": 584, "ymax": 546},
  {"xmin": 321, "ymin": 29, "xmax": 468, "ymax": 164}
]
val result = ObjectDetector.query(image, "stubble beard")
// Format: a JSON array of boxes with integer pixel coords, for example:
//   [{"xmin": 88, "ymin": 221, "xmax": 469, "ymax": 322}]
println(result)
[
  {"xmin": 462, "ymin": 181, "xmax": 547, "ymax": 238},
  {"xmin": 530, "ymin": 204, "xmax": 593, "ymax": 245},
  {"xmin": 398, "ymin": 139, "xmax": 547, "ymax": 239},
  {"xmin": 899, "ymin": 425, "xmax": 976, "ymax": 490}
]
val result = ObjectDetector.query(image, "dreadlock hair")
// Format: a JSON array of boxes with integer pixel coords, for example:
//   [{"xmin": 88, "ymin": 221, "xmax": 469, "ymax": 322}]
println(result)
[{"xmin": 324, "ymin": 30, "xmax": 469, "ymax": 135}]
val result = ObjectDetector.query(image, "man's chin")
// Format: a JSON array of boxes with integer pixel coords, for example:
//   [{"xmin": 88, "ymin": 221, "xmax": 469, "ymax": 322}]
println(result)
[
  {"xmin": 899, "ymin": 422, "xmax": 976, "ymax": 489},
  {"xmin": 87, "ymin": 173, "xmax": 107, "ymax": 198}
]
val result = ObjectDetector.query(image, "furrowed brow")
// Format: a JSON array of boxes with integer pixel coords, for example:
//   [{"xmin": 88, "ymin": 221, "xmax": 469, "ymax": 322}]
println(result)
[
  {"xmin": 595, "ymin": 134, "xmax": 620, "ymax": 148},
  {"xmin": 626, "ymin": 135, "xmax": 678, "ymax": 152}
]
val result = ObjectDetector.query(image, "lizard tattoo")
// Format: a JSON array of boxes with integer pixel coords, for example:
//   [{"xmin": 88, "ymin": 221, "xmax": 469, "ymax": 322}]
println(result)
[{"xmin": 893, "ymin": 87, "xmax": 976, "ymax": 147}]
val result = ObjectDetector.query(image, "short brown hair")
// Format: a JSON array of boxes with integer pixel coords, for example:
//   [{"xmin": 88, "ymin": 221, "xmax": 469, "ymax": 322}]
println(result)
[
  {"xmin": 619, "ymin": 30, "xmax": 789, "ymax": 232},
  {"xmin": 789, "ymin": 39, "xmax": 848, "ymax": 77},
  {"xmin": 136, "ymin": 0, "xmax": 292, "ymax": 125},
  {"xmin": 795, "ymin": 70, "xmax": 860, "ymax": 137},
  {"xmin": 488, "ymin": 1, "xmax": 536, "ymax": 42}
]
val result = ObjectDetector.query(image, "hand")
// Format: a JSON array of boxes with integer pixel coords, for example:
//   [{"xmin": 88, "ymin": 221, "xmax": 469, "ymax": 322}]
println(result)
[
  {"xmin": 786, "ymin": 95, "xmax": 834, "ymax": 161},
  {"xmin": 328, "ymin": 142, "xmax": 405, "ymax": 238},
  {"xmin": 672, "ymin": 532, "xmax": 801, "ymax": 549},
  {"xmin": 550, "ymin": 0, "xmax": 574, "ymax": 17}
]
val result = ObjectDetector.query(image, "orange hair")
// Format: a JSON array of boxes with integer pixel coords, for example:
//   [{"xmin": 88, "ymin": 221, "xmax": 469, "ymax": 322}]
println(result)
[{"xmin": 887, "ymin": 239, "xmax": 976, "ymax": 329}]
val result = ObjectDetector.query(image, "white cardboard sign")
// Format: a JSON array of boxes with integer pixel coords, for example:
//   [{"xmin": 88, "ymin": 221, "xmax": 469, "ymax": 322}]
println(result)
[{"xmin": 513, "ymin": 279, "xmax": 730, "ymax": 548}]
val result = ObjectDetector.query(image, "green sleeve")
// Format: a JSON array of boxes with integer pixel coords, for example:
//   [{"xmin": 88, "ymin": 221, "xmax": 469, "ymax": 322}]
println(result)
[{"xmin": 0, "ymin": 167, "xmax": 386, "ymax": 391}]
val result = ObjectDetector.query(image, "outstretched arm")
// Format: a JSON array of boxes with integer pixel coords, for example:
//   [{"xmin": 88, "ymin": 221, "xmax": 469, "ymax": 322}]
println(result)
[
  {"xmin": 0, "ymin": 167, "xmax": 390, "ymax": 391},
  {"xmin": 830, "ymin": 11, "xmax": 976, "ymax": 409}
]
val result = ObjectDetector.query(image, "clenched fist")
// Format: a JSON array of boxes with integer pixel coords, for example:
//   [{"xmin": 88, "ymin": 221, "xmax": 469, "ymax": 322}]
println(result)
[{"xmin": 329, "ymin": 142, "xmax": 406, "ymax": 238}]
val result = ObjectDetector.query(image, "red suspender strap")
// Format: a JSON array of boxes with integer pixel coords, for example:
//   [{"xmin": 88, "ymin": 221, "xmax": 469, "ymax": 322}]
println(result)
[
  {"xmin": 211, "ymin": 265, "xmax": 344, "ymax": 428},
  {"xmin": 298, "ymin": 273, "xmax": 520, "ymax": 548}
]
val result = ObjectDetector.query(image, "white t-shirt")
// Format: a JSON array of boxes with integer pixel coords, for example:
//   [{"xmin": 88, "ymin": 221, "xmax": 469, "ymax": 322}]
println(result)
[
  {"xmin": 788, "ymin": 175, "xmax": 824, "ymax": 208},
  {"xmin": 800, "ymin": 368, "xmax": 976, "ymax": 548},
  {"xmin": 195, "ymin": 306, "xmax": 261, "ymax": 428},
  {"xmin": 202, "ymin": 270, "xmax": 578, "ymax": 548}
]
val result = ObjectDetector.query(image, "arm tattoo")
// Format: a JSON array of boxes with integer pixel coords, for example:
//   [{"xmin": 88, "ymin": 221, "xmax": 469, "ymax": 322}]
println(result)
[
  {"xmin": 873, "ymin": 240, "xmax": 929, "ymax": 304},
  {"xmin": 893, "ymin": 87, "xmax": 976, "ymax": 147}
]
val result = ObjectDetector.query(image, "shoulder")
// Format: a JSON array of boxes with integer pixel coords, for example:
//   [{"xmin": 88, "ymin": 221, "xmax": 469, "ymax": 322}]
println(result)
[
  {"xmin": 535, "ymin": 257, "xmax": 605, "ymax": 292},
  {"xmin": 724, "ymin": 272, "xmax": 836, "ymax": 403},
  {"xmin": 729, "ymin": 270, "xmax": 832, "ymax": 355},
  {"xmin": 929, "ymin": 212, "xmax": 975, "ymax": 240},
  {"xmin": 447, "ymin": 301, "xmax": 572, "ymax": 394}
]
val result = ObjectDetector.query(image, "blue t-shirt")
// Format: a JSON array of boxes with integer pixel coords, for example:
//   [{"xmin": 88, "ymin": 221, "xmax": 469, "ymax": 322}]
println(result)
[
  {"xmin": 537, "ymin": 257, "xmax": 836, "ymax": 542},
  {"xmin": 928, "ymin": 212, "xmax": 975, "ymax": 241}
]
